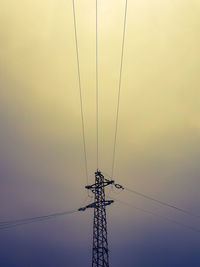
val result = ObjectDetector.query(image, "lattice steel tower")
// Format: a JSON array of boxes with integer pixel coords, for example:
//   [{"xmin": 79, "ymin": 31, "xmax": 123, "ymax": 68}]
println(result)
[{"xmin": 85, "ymin": 170, "xmax": 114, "ymax": 267}]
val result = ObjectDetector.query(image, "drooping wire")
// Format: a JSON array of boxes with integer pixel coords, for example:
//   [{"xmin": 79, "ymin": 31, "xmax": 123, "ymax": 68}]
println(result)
[
  {"xmin": 113, "ymin": 198, "xmax": 200, "ymax": 234},
  {"xmin": 124, "ymin": 187, "xmax": 200, "ymax": 219},
  {"xmin": 111, "ymin": 0, "xmax": 128, "ymax": 178},
  {"xmin": 102, "ymin": 171, "xmax": 200, "ymax": 219},
  {"xmin": 96, "ymin": 0, "xmax": 99, "ymax": 170},
  {"xmin": 0, "ymin": 210, "xmax": 78, "ymax": 230},
  {"xmin": 72, "ymin": 0, "xmax": 89, "ymax": 186}
]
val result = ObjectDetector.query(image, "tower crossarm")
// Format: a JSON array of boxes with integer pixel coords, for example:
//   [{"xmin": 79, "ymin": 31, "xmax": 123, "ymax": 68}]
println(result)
[
  {"xmin": 85, "ymin": 180, "xmax": 114, "ymax": 191},
  {"xmin": 79, "ymin": 200, "xmax": 114, "ymax": 211}
]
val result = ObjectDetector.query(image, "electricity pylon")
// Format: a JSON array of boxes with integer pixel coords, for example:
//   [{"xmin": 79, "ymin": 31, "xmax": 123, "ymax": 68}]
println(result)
[{"xmin": 81, "ymin": 170, "xmax": 114, "ymax": 267}]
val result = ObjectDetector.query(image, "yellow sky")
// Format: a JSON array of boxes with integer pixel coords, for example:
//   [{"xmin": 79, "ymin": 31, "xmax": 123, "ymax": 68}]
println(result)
[{"xmin": 1, "ymin": 0, "xmax": 200, "ymax": 228}]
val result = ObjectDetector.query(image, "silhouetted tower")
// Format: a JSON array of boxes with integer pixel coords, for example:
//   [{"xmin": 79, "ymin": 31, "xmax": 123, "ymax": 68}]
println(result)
[{"xmin": 85, "ymin": 170, "xmax": 114, "ymax": 267}]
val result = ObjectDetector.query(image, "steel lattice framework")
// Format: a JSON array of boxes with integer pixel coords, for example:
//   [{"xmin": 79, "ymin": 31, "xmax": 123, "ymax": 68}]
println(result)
[{"xmin": 85, "ymin": 170, "xmax": 114, "ymax": 267}]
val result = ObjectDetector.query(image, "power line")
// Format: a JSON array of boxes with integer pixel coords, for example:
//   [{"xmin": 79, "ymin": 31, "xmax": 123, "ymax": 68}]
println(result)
[
  {"xmin": 96, "ymin": 0, "xmax": 99, "ymax": 171},
  {"xmin": 111, "ymin": 0, "xmax": 128, "ymax": 178},
  {"xmin": 102, "ymin": 171, "xmax": 200, "ymax": 219},
  {"xmin": 72, "ymin": 0, "xmax": 89, "ymax": 185},
  {"xmin": 124, "ymin": 186, "xmax": 200, "ymax": 219},
  {"xmin": 113, "ymin": 198, "xmax": 200, "ymax": 234},
  {"xmin": 0, "ymin": 210, "xmax": 77, "ymax": 225},
  {"xmin": 0, "ymin": 210, "xmax": 78, "ymax": 230}
]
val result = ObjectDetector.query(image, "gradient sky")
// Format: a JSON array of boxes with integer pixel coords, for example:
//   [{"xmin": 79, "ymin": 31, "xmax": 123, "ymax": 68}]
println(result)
[{"xmin": 0, "ymin": 0, "xmax": 200, "ymax": 266}]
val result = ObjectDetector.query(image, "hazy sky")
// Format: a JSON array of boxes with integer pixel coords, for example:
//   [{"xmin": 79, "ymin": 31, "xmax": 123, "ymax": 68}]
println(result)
[{"xmin": 1, "ymin": 0, "xmax": 200, "ymax": 266}]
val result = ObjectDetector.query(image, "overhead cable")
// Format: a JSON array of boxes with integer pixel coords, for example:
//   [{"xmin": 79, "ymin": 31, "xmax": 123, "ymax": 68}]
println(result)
[
  {"xmin": 96, "ymin": 0, "xmax": 99, "ymax": 170},
  {"xmin": 114, "ymin": 198, "xmax": 200, "ymax": 234},
  {"xmin": 72, "ymin": 0, "xmax": 89, "ymax": 185},
  {"xmin": 102, "ymin": 171, "xmax": 200, "ymax": 219},
  {"xmin": 124, "ymin": 186, "xmax": 200, "ymax": 219},
  {"xmin": 111, "ymin": 0, "xmax": 128, "ymax": 178},
  {"xmin": 0, "ymin": 209, "xmax": 78, "ymax": 230}
]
